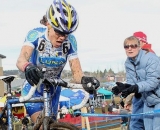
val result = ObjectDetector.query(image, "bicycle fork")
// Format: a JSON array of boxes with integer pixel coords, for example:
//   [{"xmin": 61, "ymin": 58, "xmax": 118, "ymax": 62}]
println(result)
[
  {"xmin": 43, "ymin": 86, "xmax": 53, "ymax": 130},
  {"xmin": 33, "ymin": 85, "xmax": 53, "ymax": 130}
]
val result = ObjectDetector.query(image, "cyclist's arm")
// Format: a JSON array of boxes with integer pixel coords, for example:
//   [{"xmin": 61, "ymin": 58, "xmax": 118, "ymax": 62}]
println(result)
[
  {"xmin": 69, "ymin": 58, "xmax": 84, "ymax": 83},
  {"xmin": 16, "ymin": 45, "xmax": 34, "ymax": 72}
]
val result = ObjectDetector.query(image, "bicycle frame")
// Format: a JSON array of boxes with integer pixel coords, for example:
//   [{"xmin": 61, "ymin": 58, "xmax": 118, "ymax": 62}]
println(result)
[{"xmin": 0, "ymin": 75, "xmax": 89, "ymax": 130}]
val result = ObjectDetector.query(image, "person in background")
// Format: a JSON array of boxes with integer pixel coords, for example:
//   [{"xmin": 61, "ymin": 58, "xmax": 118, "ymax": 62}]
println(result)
[
  {"xmin": 133, "ymin": 31, "xmax": 154, "ymax": 53},
  {"xmin": 119, "ymin": 98, "xmax": 125, "ymax": 108},
  {"xmin": 119, "ymin": 31, "xmax": 154, "ymax": 129},
  {"xmin": 116, "ymin": 108, "xmax": 128, "ymax": 130},
  {"xmin": 101, "ymin": 101, "xmax": 106, "ymax": 113},
  {"xmin": 130, "ymin": 31, "xmax": 155, "ymax": 129},
  {"xmin": 112, "ymin": 36, "xmax": 160, "ymax": 130},
  {"xmin": 16, "ymin": 0, "xmax": 100, "ymax": 126},
  {"xmin": 90, "ymin": 105, "xmax": 95, "ymax": 113},
  {"xmin": 59, "ymin": 110, "xmax": 64, "ymax": 119},
  {"xmin": 111, "ymin": 98, "xmax": 117, "ymax": 109},
  {"xmin": 68, "ymin": 106, "xmax": 74, "ymax": 117},
  {"xmin": 87, "ymin": 106, "xmax": 91, "ymax": 113},
  {"xmin": 64, "ymin": 112, "xmax": 72, "ymax": 120},
  {"xmin": 124, "ymin": 93, "xmax": 134, "ymax": 130},
  {"xmin": 107, "ymin": 103, "xmax": 113, "ymax": 114},
  {"xmin": 115, "ymin": 95, "xmax": 133, "ymax": 130},
  {"xmin": 118, "ymin": 31, "xmax": 155, "ymax": 127},
  {"xmin": 73, "ymin": 108, "xmax": 81, "ymax": 117},
  {"xmin": 116, "ymin": 103, "xmax": 120, "ymax": 109}
]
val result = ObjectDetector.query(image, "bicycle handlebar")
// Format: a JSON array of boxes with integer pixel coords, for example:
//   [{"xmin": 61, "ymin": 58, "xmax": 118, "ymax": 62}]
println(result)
[
  {"xmin": 19, "ymin": 84, "xmax": 37, "ymax": 102},
  {"xmin": 19, "ymin": 78, "xmax": 90, "ymax": 110},
  {"xmin": 67, "ymin": 83, "xmax": 90, "ymax": 110}
]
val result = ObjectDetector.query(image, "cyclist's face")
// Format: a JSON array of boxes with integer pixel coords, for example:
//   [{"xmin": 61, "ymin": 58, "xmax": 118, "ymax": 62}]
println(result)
[{"xmin": 48, "ymin": 28, "xmax": 68, "ymax": 48}]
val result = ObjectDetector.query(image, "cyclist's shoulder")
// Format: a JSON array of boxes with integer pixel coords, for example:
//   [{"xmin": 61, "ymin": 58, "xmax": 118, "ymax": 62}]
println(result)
[
  {"xmin": 67, "ymin": 34, "xmax": 77, "ymax": 51},
  {"xmin": 68, "ymin": 34, "xmax": 77, "ymax": 43},
  {"xmin": 25, "ymin": 27, "xmax": 47, "ymax": 42}
]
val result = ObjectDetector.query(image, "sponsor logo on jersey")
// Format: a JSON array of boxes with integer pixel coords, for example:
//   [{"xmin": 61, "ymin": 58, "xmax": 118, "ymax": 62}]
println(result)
[
  {"xmin": 39, "ymin": 57, "xmax": 66, "ymax": 67},
  {"xmin": 26, "ymin": 30, "xmax": 39, "ymax": 42}
]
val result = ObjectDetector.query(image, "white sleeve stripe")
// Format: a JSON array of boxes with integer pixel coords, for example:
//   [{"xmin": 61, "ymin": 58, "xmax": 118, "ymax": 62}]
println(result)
[
  {"xmin": 23, "ymin": 42, "xmax": 35, "ymax": 49},
  {"xmin": 68, "ymin": 55, "xmax": 78, "ymax": 60}
]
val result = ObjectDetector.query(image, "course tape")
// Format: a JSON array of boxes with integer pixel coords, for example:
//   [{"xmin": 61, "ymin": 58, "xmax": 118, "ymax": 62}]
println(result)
[{"xmin": 75, "ymin": 109, "xmax": 160, "ymax": 117}]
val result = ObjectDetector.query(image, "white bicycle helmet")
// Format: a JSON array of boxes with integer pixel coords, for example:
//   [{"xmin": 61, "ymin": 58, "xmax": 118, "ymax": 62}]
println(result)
[{"xmin": 46, "ymin": 0, "xmax": 79, "ymax": 34}]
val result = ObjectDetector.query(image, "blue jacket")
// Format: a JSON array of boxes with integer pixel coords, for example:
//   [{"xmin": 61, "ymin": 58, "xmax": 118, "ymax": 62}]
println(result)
[{"xmin": 125, "ymin": 49, "xmax": 160, "ymax": 106}]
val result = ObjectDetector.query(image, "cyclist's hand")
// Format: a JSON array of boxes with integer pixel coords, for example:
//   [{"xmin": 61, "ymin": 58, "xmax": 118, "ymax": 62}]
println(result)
[
  {"xmin": 81, "ymin": 76, "xmax": 100, "ymax": 89},
  {"xmin": 112, "ymin": 82, "xmax": 131, "ymax": 95},
  {"xmin": 81, "ymin": 76, "xmax": 100, "ymax": 94},
  {"xmin": 24, "ymin": 63, "xmax": 43, "ymax": 86}
]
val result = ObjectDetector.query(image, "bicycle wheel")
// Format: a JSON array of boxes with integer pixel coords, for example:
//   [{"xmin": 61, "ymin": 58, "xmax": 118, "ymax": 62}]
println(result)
[{"xmin": 50, "ymin": 121, "xmax": 80, "ymax": 130}]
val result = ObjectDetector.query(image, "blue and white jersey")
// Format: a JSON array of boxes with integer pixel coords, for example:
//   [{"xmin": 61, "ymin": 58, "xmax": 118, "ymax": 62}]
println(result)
[{"xmin": 24, "ymin": 27, "xmax": 78, "ymax": 77}]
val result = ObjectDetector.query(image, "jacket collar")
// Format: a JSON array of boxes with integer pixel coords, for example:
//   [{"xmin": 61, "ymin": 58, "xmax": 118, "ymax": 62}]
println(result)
[{"xmin": 128, "ymin": 49, "xmax": 143, "ymax": 66}]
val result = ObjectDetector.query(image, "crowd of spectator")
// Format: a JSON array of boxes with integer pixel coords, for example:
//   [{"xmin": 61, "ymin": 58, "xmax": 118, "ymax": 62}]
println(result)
[
  {"xmin": 92, "ymin": 96, "xmax": 133, "ymax": 130},
  {"xmin": 58, "ymin": 106, "xmax": 81, "ymax": 120}
]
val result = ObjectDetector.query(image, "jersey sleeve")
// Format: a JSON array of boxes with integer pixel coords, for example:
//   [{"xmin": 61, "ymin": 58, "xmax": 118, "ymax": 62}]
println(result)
[
  {"xmin": 67, "ymin": 34, "xmax": 78, "ymax": 60},
  {"xmin": 23, "ymin": 27, "xmax": 45, "ymax": 49}
]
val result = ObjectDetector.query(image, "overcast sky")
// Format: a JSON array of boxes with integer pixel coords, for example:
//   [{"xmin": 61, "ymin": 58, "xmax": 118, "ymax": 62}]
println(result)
[{"xmin": 0, "ymin": 0, "xmax": 160, "ymax": 72}]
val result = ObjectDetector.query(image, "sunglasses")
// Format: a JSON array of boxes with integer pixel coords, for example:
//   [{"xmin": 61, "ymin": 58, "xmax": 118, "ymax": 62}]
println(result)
[
  {"xmin": 124, "ymin": 44, "xmax": 139, "ymax": 49},
  {"xmin": 54, "ymin": 29, "xmax": 69, "ymax": 37}
]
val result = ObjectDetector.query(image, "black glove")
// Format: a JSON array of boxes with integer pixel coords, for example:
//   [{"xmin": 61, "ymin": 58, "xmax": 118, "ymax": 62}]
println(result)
[
  {"xmin": 81, "ymin": 76, "xmax": 100, "ymax": 95},
  {"xmin": 112, "ymin": 82, "xmax": 131, "ymax": 95},
  {"xmin": 134, "ymin": 92, "xmax": 141, "ymax": 98},
  {"xmin": 25, "ymin": 63, "xmax": 43, "ymax": 86},
  {"xmin": 121, "ymin": 84, "xmax": 138, "ymax": 98}
]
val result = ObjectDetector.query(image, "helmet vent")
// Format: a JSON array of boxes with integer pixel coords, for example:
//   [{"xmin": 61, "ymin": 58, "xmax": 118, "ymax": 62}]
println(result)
[
  {"xmin": 63, "ymin": 9, "xmax": 68, "ymax": 17},
  {"xmin": 60, "ymin": 17, "xmax": 67, "ymax": 27},
  {"xmin": 50, "ymin": 6, "xmax": 55, "ymax": 16},
  {"xmin": 55, "ymin": 18, "xmax": 59, "ymax": 27},
  {"xmin": 71, "ymin": 10, "xmax": 74, "ymax": 17},
  {"xmin": 71, "ymin": 21, "xmax": 76, "ymax": 28},
  {"xmin": 57, "ymin": 7, "xmax": 60, "ymax": 13}
]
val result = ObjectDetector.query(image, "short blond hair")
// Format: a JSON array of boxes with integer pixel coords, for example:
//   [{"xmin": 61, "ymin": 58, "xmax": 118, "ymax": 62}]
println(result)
[{"xmin": 124, "ymin": 36, "xmax": 140, "ymax": 46}]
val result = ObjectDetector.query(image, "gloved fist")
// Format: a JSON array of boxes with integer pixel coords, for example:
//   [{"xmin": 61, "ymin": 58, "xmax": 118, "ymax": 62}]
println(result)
[
  {"xmin": 112, "ymin": 82, "xmax": 131, "ymax": 95},
  {"xmin": 121, "ymin": 84, "xmax": 138, "ymax": 98},
  {"xmin": 25, "ymin": 63, "xmax": 43, "ymax": 86},
  {"xmin": 81, "ymin": 76, "xmax": 100, "ymax": 95}
]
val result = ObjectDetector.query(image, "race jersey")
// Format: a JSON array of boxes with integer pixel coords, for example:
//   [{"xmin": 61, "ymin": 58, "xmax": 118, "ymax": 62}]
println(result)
[{"xmin": 24, "ymin": 27, "xmax": 78, "ymax": 78}]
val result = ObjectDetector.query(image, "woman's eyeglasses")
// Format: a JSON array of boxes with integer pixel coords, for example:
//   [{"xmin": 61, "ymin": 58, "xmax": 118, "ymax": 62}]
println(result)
[
  {"xmin": 124, "ymin": 44, "xmax": 139, "ymax": 49},
  {"xmin": 54, "ymin": 29, "xmax": 69, "ymax": 37}
]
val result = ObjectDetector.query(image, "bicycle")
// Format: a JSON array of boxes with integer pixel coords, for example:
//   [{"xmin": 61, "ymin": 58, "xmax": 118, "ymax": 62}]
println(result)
[{"xmin": 0, "ymin": 69, "xmax": 91, "ymax": 130}]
